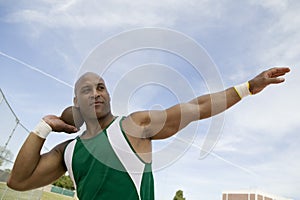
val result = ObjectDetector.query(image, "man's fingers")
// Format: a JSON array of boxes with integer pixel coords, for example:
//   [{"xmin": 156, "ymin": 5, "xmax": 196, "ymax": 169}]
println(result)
[
  {"xmin": 266, "ymin": 67, "xmax": 290, "ymax": 84},
  {"xmin": 268, "ymin": 67, "xmax": 291, "ymax": 78},
  {"xmin": 267, "ymin": 77, "xmax": 285, "ymax": 84},
  {"xmin": 63, "ymin": 124, "xmax": 78, "ymax": 133}
]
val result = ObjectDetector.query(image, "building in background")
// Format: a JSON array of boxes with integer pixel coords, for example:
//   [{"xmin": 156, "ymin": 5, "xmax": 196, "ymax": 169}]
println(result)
[{"xmin": 222, "ymin": 190, "xmax": 293, "ymax": 200}]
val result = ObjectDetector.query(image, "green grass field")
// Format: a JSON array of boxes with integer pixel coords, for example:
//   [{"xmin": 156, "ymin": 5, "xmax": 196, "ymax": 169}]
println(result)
[
  {"xmin": 41, "ymin": 191, "xmax": 75, "ymax": 200},
  {"xmin": 0, "ymin": 182, "xmax": 75, "ymax": 200}
]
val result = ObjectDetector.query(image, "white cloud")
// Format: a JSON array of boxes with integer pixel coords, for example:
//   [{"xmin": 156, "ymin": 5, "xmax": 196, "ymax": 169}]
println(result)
[
  {"xmin": 215, "ymin": 0, "xmax": 300, "ymax": 140},
  {"xmin": 250, "ymin": 0, "xmax": 289, "ymax": 12},
  {"xmin": 246, "ymin": 1, "xmax": 300, "ymax": 67},
  {"xmin": 3, "ymin": 0, "xmax": 229, "ymax": 35},
  {"xmin": 5, "ymin": 0, "xmax": 176, "ymax": 29}
]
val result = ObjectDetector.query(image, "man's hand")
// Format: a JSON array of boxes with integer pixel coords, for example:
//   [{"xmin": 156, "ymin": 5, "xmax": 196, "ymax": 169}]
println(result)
[
  {"xmin": 42, "ymin": 115, "xmax": 78, "ymax": 133},
  {"xmin": 249, "ymin": 67, "xmax": 290, "ymax": 95}
]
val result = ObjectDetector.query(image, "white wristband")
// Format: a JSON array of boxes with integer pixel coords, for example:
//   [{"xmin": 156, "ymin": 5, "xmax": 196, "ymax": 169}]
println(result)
[
  {"xmin": 33, "ymin": 119, "xmax": 52, "ymax": 139},
  {"xmin": 234, "ymin": 82, "xmax": 252, "ymax": 99}
]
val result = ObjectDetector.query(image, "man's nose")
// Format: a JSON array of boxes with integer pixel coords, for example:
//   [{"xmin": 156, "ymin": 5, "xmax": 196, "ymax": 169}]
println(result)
[{"xmin": 91, "ymin": 88, "xmax": 101, "ymax": 98}]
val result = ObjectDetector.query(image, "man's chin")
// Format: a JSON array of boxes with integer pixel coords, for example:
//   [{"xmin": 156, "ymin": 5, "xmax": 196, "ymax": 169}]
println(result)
[{"xmin": 95, "ymin": 111, "xmax": 110, "ymax": 119}]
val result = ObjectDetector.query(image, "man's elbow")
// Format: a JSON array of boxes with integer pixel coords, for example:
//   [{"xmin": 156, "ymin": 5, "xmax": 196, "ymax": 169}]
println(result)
[{"xmin": 6, "ymin": 176, "xmax": 27, "ymax": 191}]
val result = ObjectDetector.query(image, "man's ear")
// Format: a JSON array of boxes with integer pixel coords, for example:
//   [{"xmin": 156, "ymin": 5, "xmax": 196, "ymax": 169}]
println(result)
[{"xmin": 73, "ymin": 97, "xmax": 79, "ymax": 108}]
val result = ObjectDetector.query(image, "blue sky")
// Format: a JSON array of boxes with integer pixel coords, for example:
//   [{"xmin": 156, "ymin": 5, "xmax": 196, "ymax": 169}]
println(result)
[{"xmin": 0, "ymin": 0, "xmax": 299, "ymax": 199}]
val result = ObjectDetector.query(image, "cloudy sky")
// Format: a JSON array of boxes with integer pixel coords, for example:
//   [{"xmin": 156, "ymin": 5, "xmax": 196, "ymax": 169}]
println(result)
[{"xmin": 0, "ymin": 0, "xmax": 299, "ymax": 199}]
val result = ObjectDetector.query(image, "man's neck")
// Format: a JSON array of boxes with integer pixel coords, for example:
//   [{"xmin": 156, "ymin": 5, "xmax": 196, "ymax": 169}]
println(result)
[{"xmin": 83, "ymin": 113, "xmax": 115, "ymax": 138}]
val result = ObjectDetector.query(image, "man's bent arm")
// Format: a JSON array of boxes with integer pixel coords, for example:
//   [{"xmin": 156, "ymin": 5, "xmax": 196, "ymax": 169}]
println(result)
[{"xmin": 7, "ymin": 115, "xmax": 77, "ymax": 191}]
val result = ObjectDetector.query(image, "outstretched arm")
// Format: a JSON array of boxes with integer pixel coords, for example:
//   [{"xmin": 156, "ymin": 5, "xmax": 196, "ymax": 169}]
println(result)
[
  {"xmin": 123, "ymin": 67, "xmax": 290, "ymax": 140},
  {"xmin": 7, "ymin": 115, "xmax": 77, "ymax": 191}
]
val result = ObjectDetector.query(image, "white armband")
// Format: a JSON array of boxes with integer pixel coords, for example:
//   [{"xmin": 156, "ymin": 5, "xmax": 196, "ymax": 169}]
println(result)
[
  {"xmin": 234, "ymin": 82, "xmax": 252, "ymax": 99},
  {"xmin": 33, "ymin": 119, "xmax": 52, "ymax": 139}
]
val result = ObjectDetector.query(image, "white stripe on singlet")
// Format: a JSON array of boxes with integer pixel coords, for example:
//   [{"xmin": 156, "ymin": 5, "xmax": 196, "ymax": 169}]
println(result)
[
  {"xmin": 64, "ymin": 139, "xmax": 77, "ymax": 189},
  {"xmin": 107, "ymin": 117, "xmax": 145, "ymax": 200}
]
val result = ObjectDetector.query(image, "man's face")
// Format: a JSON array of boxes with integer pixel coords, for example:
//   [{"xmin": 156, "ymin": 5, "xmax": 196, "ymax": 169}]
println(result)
[{"xmin": 74, "ymin": 72, "xmax": 111, "ymax": 120}]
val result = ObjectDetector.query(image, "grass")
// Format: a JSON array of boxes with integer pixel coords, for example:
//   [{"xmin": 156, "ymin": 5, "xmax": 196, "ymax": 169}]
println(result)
[
  {"xmin": 0, "ymin": 182, "xmax": 75, "ymax": 200},
  {"xmin": 41, "ymin": 191, "xmax": 74, "ymax": 200}
]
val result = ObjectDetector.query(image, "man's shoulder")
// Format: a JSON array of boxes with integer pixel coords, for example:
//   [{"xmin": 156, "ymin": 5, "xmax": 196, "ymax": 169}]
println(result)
[{"xmin": 53, "ymin": 138, "xmax": 77, "ymax": 155}]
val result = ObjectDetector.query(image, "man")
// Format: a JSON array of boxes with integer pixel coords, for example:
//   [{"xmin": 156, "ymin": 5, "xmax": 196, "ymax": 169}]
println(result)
[{"xmin": 7, "ymin": 67, "xmax": 290, "ymax": 200}]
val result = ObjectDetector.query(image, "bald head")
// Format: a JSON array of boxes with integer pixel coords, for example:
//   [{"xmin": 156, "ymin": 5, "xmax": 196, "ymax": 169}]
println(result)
[{"xmin": 74, "ymin": 72, "xmax": 104, "ymax": 96}]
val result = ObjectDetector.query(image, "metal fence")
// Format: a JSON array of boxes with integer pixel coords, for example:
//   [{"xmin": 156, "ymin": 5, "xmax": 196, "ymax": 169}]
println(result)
[{"xmin": 0, "ymin": 88, "xmax": 36, "ymax": 171}]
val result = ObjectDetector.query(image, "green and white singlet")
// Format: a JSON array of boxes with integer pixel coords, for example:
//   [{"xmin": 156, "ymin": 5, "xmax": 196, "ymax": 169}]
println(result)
[{"xmin": 64, "ymin": 117, "xmax": 154, "ymax": 200}]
